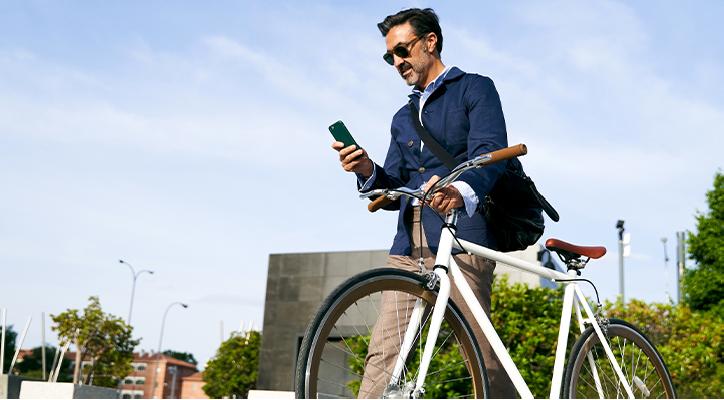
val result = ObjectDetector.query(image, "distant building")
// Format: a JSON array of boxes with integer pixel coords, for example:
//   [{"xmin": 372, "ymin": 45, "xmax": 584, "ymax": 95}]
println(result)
[
  {"xmin": 257, "ymin": 245, "xmax": 561, "ymax": 391},
  {"xmin": 15, "ymin": 349, "xmax": 202, "ymax": 399},
  {"xmin": 120, "ymin": 352, "xmax": 198, "ymax": 399},
  {"xmin": 180, "ymin": 372, "xmax": 209, "ymax": 399}
]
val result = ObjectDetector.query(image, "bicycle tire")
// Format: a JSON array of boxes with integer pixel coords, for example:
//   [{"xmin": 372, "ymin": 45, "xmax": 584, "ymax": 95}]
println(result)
[
  {"xmin": 295, "ymin": 268, "xmax": 488, "ymax": 399},
  {"xmin": 563, "ymin": 318, "xmax": 676, "ymax": 398}
]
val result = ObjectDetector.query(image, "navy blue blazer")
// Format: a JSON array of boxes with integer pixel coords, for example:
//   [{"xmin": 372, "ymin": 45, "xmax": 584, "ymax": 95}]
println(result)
[{"xmin": 364, "ymin": 67, "xmax": 508, "ymax": 256}]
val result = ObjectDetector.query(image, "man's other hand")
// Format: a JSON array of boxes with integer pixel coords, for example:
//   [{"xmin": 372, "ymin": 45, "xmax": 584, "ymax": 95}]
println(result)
[
  {"xmin": 332, "ymin": 141, "xmax": 374, "ymax": 178},
  {"xmin": 423, "ymin": 175, "xmax": 464, "ymax": 214}
]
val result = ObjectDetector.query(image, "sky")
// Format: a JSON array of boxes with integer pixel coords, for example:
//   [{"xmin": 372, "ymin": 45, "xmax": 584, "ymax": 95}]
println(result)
[{"xmin": 1, "ymin": 1, "xmax": 722, "ymax": 368}]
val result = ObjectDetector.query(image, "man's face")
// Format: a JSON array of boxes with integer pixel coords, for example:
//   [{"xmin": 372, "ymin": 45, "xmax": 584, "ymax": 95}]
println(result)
[{"xmin": 384, "ymin": 22, "xmax": 435, "ymax": 88}]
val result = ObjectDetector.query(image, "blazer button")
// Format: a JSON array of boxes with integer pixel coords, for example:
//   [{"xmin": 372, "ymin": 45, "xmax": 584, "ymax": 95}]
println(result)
[
  {"xmin": 407, "ymin": 140, "xmax": 414, "ymax": 147},
  {"xmin": 418, "ymin": 167, "xmax": 426, "ymax": 173}
]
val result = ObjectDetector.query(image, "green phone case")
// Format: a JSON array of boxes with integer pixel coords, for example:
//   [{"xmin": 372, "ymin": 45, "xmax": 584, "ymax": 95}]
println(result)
[{"xmin": 329, "ymin": 121, "xmax": 359, "ymax": 149}]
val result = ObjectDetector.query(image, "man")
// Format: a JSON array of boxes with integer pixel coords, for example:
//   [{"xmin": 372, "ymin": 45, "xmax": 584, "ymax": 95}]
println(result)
[{"xmin": 332, "ymin": 8, "xmax": 515, "ymax": 398}]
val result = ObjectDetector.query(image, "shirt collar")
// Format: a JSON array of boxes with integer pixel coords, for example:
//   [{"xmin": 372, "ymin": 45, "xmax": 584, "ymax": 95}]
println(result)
[{"xmin": 412, "ymin": 65, "xmax": 453, "ymax": 96}]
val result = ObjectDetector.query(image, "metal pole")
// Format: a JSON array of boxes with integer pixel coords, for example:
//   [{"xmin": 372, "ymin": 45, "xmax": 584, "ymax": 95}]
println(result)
[
  {"xmin": 129, "ymin": 274, "xmax": 137, "ymax": 324},
  {"xmin": 119, "ymin": 260, "xmax": 154, "ymax": 326},
  {"xmin": 1, "ymin": 308, "xmax": 6, "ymax": 375},
  {"xmin": 616, "ymin": 220, "xmax": 625, "ymax": 304},
  {"xmin": 9, "ymin": 317, "xmax": 32, "ymax": 374},
  {"xmin": 41, "ymin": 312, "xmax": 46, "ymax": 380},
  {"xmin": 169, "ymin": 366, "xmax": 178, "ymax": 399},
  {"xmin": 676, "ymin": 231, "xmax": 686, "ymax": 304},
  {"xmin": 661, "ymin": 238, "xmax": 671, "ymax": 301},
  {"xmin": 151, "ymin": 302, "xmax": 187, "ymax": 399}
]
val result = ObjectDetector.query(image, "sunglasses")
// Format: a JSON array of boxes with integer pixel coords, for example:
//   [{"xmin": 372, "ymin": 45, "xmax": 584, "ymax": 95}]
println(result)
[{"xmin": 383, "ymin": 36, "xmax": 424, "ymax": 65}]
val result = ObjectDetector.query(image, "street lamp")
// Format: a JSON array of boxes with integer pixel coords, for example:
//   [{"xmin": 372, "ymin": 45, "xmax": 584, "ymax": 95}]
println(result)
[
  {"xmin": 151, "ymin": 302, "xmax": 188, "ymax": 399},
  {"xmin": 616, "ymin": 220, "xmax": 625, "ymax": 304},
  {"xmin": 119, "ymin": 259, "xmax": 154, "ymax": 325}
]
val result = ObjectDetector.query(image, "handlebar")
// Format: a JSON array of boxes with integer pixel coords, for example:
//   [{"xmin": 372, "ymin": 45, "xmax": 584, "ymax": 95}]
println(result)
[{"xmin": 362, "ymin": 143, "xmax": 527, "ymax": 213}]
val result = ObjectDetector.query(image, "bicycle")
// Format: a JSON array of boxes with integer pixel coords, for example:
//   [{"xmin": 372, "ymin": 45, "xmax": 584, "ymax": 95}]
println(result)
[{"xmin": 295, "ymin": 144, "xmax": 676, "ymax": 399}]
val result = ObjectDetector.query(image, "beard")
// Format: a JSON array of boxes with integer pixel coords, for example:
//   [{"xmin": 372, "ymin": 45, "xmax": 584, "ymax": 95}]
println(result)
[{"xmin": 398, "ymin": 61, "xmax": 425, "ymax": 88}]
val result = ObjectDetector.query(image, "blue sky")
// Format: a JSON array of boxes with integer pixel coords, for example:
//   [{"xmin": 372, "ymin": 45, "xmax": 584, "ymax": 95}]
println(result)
[{"xmin": 2, "ymin": 1, "xmax": 722, "ymax": 367}]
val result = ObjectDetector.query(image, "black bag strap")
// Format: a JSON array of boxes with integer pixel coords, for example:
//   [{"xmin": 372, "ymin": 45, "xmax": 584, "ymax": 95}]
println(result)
[{"xmin": 408, "ymin": 101, "xmax": 457, "ymax": 170}]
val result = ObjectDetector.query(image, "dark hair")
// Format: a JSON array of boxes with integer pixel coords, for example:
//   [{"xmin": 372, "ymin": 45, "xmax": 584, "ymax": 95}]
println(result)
[{"xmin": 377, "ymin": 8, "xmax": 443, "ymax": 54}]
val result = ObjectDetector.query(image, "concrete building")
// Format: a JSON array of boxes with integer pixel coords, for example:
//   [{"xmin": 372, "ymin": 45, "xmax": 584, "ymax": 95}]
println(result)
[{"xmin": 257, "ymin": 245, "xmax": 560, "ymax": 391}]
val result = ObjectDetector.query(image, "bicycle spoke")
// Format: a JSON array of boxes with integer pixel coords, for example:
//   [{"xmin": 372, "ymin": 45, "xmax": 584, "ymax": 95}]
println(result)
[
  {"xmin": 299, "ymin": 270, "xmax": 485, "ymax": 399},
  {"xmin": 425, "ymin": 359, "xmax": 469, "ymax": 378},
  {"xmin": 437, "ymin": 376, "xmax": 472, "ymax": 384},
  {"xmin": 344, "ymin": 306, "xmax": 370, "ymax": 347},
  {"xmin": 319, "ymin": 358, "xmax": 364, "ymax": 379},
  {"xmin": 317, "ymin": 377, "xmax": 351, "ymax": 390}
]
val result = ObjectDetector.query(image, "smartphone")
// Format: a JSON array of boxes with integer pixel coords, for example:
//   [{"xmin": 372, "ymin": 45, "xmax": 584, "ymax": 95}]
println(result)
[{"xmin": 329, "ymin": 120, "xmax": 360, "ymax": 149}]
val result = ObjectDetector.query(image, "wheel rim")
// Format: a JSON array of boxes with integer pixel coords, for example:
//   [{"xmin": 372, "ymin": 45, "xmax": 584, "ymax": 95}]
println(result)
[
  {"xmin": 569, "ymin": 324, "xmax": 675, "ymax": 399},
  {"xmin": 303, "ymin": 274, "xmax": 485, "ymax": 399}
]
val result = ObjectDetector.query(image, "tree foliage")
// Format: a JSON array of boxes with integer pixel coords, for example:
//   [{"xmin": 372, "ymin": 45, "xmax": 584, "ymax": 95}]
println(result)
[
  {"xmin": 604, "ymin": 299, "xmax": 723, "ymax": 399},
  {"xmin": 2, "ymin": 324, "xmax": 17, "ymax": 373},
  {"xmin": 15, "ymin": 345, "xmax": 73, "ymax": 381},
  {"xmin": 489, "ymin": 277, "xmax": 575, "ymax": 397},
  {"xmin": 51, "ymin": 296, "xmax": 139, "ymax": 387},
  {"xmin": 203, "ymin": 331, "xmax": 260, "ymax": 398},
  {"xmin": 684, "ymin": 171, "xmax": 724, "ymax": 314},
  {"xmin": 343, "ymin": 277, "xmax": 721, "ymax": 398},
  {"xmin": 162, "ymin": 350, "xmax": 197, "ymax": 366}
]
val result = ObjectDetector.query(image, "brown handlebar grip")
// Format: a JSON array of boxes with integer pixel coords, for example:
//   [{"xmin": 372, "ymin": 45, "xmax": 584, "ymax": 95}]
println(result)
[
  {"xmin": 480, "ymin": 143, "xmax": 527, "ymax": 163},
  {"xmin": 368, "ymin": 195, "xmax": 393, "ymax": 213}
]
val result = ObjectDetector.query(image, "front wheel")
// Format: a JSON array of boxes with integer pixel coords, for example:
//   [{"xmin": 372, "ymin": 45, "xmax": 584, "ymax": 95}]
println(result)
[
  {"xmin": 563, "ymin": 318, "xmax": 676, "ymax": 398},
  {"xmin": 295, "ymin": 268, "xmax": 488, "ymax": 398}
]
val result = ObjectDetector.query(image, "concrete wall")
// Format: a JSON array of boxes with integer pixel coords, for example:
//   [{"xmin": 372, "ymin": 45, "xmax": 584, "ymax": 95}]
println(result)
[
  {"xmin": 257, "ymin": 246, "xmax": 560, "ymax": 391},
  {"xmin": 18, "ymin": 382, "xmax": 117, "ymax": 399},
  {"xmin": 257, "ymin": 250, "xmax": 388, "ymax": 390},
  {"xmin": 1, "ymin": 375, "xmax": 28, "ymax": 399}
]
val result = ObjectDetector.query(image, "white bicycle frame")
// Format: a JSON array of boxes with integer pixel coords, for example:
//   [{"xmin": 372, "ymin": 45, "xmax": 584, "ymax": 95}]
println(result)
[{"xmin": 389, "ymin": 210, "xmax": 635, "ymax": 399}]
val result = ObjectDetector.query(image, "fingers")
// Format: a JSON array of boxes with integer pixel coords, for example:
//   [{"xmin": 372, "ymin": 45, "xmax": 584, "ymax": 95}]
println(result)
[
  {"xmin": 334, "ymin": 143, "xmax": 372, "ymax": 176},
  {"xmin": 422, "ymin": 175, "xmax": 441, "ymax": 192},
  {"xmin": 341, "ymin": 148, "xmax": 365, "ymax": 164},
  {"xmin": 426, "ymin": 186, "xmax": 463, "ymax": 214},
  {"xmin": 337, "ymin": 143, "xmax": 358, "ymax": 156},
  {"xmin": 343, "ymin": 157, "xmax": 366, "ymax": 172}
]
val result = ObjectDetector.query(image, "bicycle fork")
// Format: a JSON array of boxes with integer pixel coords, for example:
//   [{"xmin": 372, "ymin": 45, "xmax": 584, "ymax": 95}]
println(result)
[{"xmin": 387, "ymin": 212, "xmax": 457, "ymax": 398}]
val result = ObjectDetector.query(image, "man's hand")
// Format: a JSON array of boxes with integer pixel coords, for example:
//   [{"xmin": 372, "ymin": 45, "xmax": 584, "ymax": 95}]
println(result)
[
  {"xmin": 332, "ymin": 141, "xmax": 374, "ymax": 178},
  {"xmin": 423, "ymin": 175, "xmax": 464, "ymax": 214}
]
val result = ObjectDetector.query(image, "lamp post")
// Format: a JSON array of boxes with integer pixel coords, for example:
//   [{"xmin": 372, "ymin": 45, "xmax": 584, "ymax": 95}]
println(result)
[
  {"xmin": 616, "ymin": 220, "xmax": 625, "ymax": 304},
  {"xmin": 661, "ymin": 237, "xmax": 671, "ymax": 300},
  {"xmin": 119, "ymin": 259, "xmax": 154, "ymax": 325},
  {"xmin": 151, "ymin": 302, "xmax": 188, "ymax": 399}
]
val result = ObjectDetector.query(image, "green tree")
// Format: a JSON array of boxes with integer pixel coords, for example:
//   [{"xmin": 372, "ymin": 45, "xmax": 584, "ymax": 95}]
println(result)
[
  {"xmin": 2, "ymin": 325, "xmax": 17, "ymax": 373},
  {"xmin": 51, "ymin": 296, "xmax": 139, "ymax": 388},
  {"xmin": 162, "ymin": 350, "xmax": 197, "ymax": 366},
  {"xmin": 684, "ymin": 171, "xmax": 724, "ymax": 315},
  {"xmin": 15, "ymin": 346, "xmax": 73, "ymax": 381},
  {"xmin": 203, "ymin": 331, "xmax": 260, "ymax": 398},
  {"xmin": 605, "ymin": 299, "xmax": 723, "ymax": 398}
]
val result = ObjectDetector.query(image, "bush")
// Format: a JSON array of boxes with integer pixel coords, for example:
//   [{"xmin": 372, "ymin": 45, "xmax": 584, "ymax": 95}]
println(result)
[
  {"xmin": 343, "ymin": 277, "xmax": 722, "ymax": 398},
  {"xmin": 605, "ymin": 299, "xmax": 723, "ymax": 398},
  {"xmin": 489, "ymin": 276, "xmax": 573, "ymax": 397}
]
